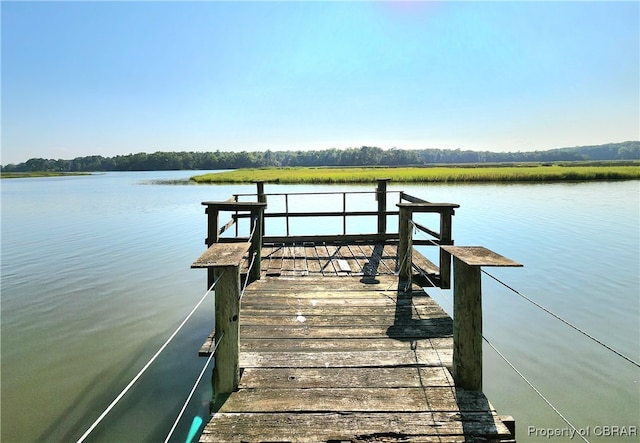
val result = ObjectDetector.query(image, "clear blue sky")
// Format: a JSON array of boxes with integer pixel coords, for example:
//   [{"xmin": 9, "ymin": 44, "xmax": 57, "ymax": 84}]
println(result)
[{"xmin": 2, "ymin": 1, "xmax": 638, "ymax": 165}]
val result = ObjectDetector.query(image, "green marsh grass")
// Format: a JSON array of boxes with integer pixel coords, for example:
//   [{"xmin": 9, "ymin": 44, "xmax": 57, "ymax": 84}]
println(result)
[{"xmin": 191, "ymin": 164, "xmax": 640, "ymax": 184}]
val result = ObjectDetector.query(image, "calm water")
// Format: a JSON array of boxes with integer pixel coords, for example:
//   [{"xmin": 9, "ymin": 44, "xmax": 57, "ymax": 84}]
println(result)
[{"xmin": 1, "ymin": 172, "xmax": 638, "ymax": 442}]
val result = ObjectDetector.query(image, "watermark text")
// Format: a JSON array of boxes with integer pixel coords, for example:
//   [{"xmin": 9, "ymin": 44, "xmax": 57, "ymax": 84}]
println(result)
[{"xmin": 527, "ymin": 425, "xmax": 637, "ymax": 439}]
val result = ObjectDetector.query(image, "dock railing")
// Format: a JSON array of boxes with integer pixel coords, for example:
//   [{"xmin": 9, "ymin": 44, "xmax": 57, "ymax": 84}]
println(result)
[
  {"xmin": 194, "ymin": 180, "xmax": 523, "ymax": 400},
  {"xmin": 218, "ymin": 180, "xmax": 459, "ymax": 282}
]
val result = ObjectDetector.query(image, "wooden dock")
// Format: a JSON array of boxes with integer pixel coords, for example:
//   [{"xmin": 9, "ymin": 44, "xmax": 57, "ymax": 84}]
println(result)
[{"xmin": 192, "ymin": 182, "xmax": 518, "ymax": 442}]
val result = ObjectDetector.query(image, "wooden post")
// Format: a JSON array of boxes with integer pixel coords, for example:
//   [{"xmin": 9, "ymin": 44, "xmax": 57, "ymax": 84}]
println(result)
[
  {"xmin": 254, "ymin": 181, "xmax": 266, "ymax": 236},
  {"xmin": 343, "ymin": 192, "xmax": 347, "ymax": 235},
  {"xmin": 377, "ymin": 179, "xmax": 390, "ymax": 234},
  {"xmin": 213, "ymin": 265, "xmax": 241, "ymax": 406},
  {"xmin": 249, "ymin": 207, "xmax": 264, "ymax": 282},
  {"xmin": 452, "ymin": 256, "xmax": 483, "ymax": 390},
  {"xmin": 397, "ymin": 205, "xmax": 412, "ymax": 281},
  {"xmin": 254, "ymin": 181, "xmax": 266, "ymax": 204},
  {"xmin": 441, "ymin": 246, "xmax": 522, "ymax": 391},
  {"xmin": 439, "ymin": 209, "xmax": 454, "ymax": 289},
  {"xmin": 192, "ymin": 242, "xmax": 251, "ymax": 409},
  {"xmin": 205, "ymin": 206, "xmax": 219, "ymax": 289}
]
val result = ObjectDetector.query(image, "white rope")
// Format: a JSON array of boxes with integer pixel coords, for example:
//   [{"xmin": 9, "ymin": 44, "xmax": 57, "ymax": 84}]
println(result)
[
  {"xmin": 410, "ymin": 262, "xmax": 589, "ymax": 441},
  {"xmin": 483, "ymin": 336, "xmax": 590, "ymax": 443},
  {"xmin": 76, "ymin": 271, "xmax": 225, "ymax": 443},
  {"xmin": 409, "ymin": 219, "xmax": 639, "ymax": 368},
  {"xmin": 482, "ymin": 269, "xmax": 640, "ymax": 368},
  {"xmin": 239, "ymin": 251, "xmax": 257, "ymax": 301},
  {"xmin": 163, "ymin": 331, "xmax": 225, "ymax": 443}
]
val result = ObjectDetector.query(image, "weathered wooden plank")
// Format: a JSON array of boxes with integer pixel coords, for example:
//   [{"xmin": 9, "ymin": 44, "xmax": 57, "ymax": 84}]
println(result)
[
  {"xmin": 240, "ymin": 304, "xmax": 448, "ymax": 318},
  {"xmin": 240, "ymin": 337, "xmax": 453, "ymax": 352},
  {"xmin": 243, "ymin": 287, "xmax": 413, "ymax": 297},
  {"xmin": 245, "ymin": 277, "xmax": 419, "ymax": 293},
  {"xmin": 191, "ymin": 242, "xmax": 250, "ymax": 268},
  {"xmin": 200, "ymin": 412, "xmax": 514, "ymax": 443},
  {"xmin": 265, "ymin": 244, "xmax": 284, "ymax": 276},
  {"xmin": 205, "ymin": 335, "xmax": 450, "ymax": 356},
  {"xmin": 239, "ymin": 366, "xmax": 455, "ymax": 389},
  {"xmin": 241, "ymin": 293, "xmax": 429, "ymax": 307},
  {"xmin": 198, "ymin": 331, "xmax": 215, "ymax": 356},
  {"xmin": 280, "ymin": 245, "xmax": 295, "ymax": 274},
  {"xmin": 412, "ymin": 248, "xmax": 439, "ymax": 275},
  {"xmin": 293, "ymin": 244, "xmax": 308, "ymax": 274},
  {"xmin": 218, "ymin": 387, "xmax": 494, "ymax": 413},
  {"xmin": 303, "ymin": 244, "xmax": 323, "ymax": 273},
  {"xmin": 242, "ymin": 282, "xmax": 425, "ymax": 298},
  {"xmin": 241, "ymin": 323, "xmax": 453, "ymax": 340},
  {"xmin": 344, "ymin": 244, "xmax": 367, "ymax": 274},
  {"xmin": 441, "ymin": 246, "xmax": 523, "ymax": 268},
  {"xmin": 239, "ymin": 313, "xmax": 451, "ymax": 327},
  {"xmin": 239, "ymin": 349, "xmax": 453, "ymax": 368}
]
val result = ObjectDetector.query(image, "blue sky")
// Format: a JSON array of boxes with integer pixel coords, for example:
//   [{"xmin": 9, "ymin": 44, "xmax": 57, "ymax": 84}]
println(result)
[{"xmin": 2, "ymin": 1, "xmax": 638, "ymax": 165}]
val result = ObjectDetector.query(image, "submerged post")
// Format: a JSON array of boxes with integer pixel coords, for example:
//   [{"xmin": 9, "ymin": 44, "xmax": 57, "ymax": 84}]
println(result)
[{"xmin": 441, "ymin": 246, "xmax": 522, "ymax": 391}]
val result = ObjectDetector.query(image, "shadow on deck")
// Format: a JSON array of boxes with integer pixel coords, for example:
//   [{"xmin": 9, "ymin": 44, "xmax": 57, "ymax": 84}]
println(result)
[{"xmin": 198, "ymin": 268, "xmax": 514, "ymax": 442}]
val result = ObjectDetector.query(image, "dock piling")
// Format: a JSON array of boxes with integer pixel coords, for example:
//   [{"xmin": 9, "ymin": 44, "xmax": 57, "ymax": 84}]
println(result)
[{"xmin": 442, "ymin": 246, "xmax": 522, "ymax": 391}]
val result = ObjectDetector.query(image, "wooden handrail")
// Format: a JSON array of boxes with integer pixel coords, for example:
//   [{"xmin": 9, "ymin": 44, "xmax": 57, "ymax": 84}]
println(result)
[
  {"xmin": 202, "ymin": 201, "xmax": 266, "ymax": 287},
  {"xmin": 396, "ymin": 201, "xmax": 459, "ymax": 288}
]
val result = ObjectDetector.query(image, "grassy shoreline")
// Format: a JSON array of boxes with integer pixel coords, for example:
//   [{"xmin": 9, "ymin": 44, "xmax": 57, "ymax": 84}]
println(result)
[{"xmin": 191, "ymin": 164, "xmax": 640, "ymax": 184}]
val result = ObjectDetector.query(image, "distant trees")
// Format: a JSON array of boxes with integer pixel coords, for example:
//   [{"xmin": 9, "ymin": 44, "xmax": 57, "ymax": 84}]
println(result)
[{"xmin": 2, "ymin": 142, "xmax": 638, "ymax": 173}]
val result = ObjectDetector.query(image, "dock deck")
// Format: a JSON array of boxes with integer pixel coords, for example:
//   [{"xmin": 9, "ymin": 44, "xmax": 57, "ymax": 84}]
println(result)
[{"xmin": 197, "ymin": 243, "xmax": 515, "ymax": 442}]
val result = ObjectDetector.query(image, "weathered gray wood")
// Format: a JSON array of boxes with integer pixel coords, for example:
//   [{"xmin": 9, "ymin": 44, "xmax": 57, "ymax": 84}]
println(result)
[
  {"xmin": 200, "ymin": 412, "xmax": 514, "ymax": 443},
  {"xmin": 240, "ymin": 304, "xmax": 448, "ymax": 319},
  {"xmin": 191, "ymin": 242, "xmax": 250, "ymax": 268},
  {"xmin": 238, "ymin": 366, "xmax": 455, "ymax": 389},
  {"xmin": 213, "ymin": 266, "xmax": 241, "ymax": 405},
  {"xmin": 452, "ymin": 256, "xmax": 483, "ymax": 391},
  {"xmin": 377, "ymin": 178, "xmax": 390, "ymax": 234},
  {"xmin": 412, "ymin": 250, "xmax": 439, "ymax": 276},
  {"xmin": 240, "ymin": 312, "xmax": 451, "ymax": 327},
  {"xmin": 218, "ymin": 387, "xmax": 494, "ymax": 413},
  {"xmin": 239, "ymin": 337, "xmax": 453, "ymax": 352},
  {"xmin": 239, "ymin": 349, "xmax": 453, "ymax": 368},
  {"xmin": 193, "ymin": 188, "xmax": 518, "ymax": 442},
  {"xmin": 201, "ymin": 201, "xmax": 267, "ymax": 211},
  {"xmin": 400, "ymin": 191, "xmax": 430, "ymax": 204},
  {"xmin": 205, "ymin": 206, "xmax": 219, "ymax": 246},
  {"xmin": 445, "ymin": 247, "xmax": 522, "ymax": 391},
  {"xmin": 248, "ymin": 208, "xmax": 264, "ymax": 282},
  {"xmin": 263, "ymin": 233, "xmax": 397, "ymax": 245},
  {"xmin": 398, "ymin": 205, "xmax": 413, "ymax": 280},
  {"xmin": 441, "ymin": 246, "xmax": 523, "ymax": 267},
  {"xmin": 239, "ymin": 323, "xmax": 452, "ymax": 340},
  {"xmin": 396, "ymin": 202, "xmax": 460, "ymax": 212},
  {"xmin": 202, "ymin": 335, "xmax": 453, "ymax": 356},
  {"xmin": 439, "ymin": 210, "xmax": 454, "ymax": 289}
]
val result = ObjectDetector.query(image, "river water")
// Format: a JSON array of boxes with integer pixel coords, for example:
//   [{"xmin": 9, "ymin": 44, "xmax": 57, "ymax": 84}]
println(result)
[{"xmin": 1, "ymin": 171, "xmax": 638, "ymax": 442}]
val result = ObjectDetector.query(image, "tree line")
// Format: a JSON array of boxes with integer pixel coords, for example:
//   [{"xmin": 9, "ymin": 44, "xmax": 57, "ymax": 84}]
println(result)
[{"xmin": 2, "ymin": 141, "xmax": 638, "ymax": 172}]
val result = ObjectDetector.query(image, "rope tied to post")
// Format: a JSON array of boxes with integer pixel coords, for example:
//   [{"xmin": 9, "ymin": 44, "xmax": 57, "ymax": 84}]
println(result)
[{"xmin": 75, "ymin": 271, "xmax": 226, "ymax": 443}]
